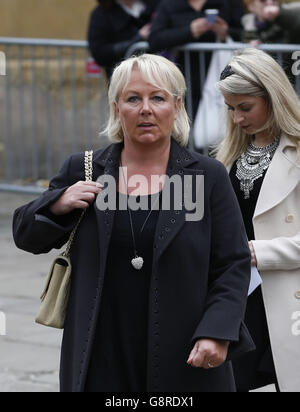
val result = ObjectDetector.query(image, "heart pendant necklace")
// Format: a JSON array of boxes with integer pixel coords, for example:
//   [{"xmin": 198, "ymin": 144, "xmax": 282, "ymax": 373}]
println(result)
[
  {"xmin": 120, "ymin": 161, "xmax": 161, "ymax": 271},
  {"xmin": 131, "ymin": 255, "xmax": 144, "ymax": 271},
  {"xmin": 128, "ymin": 197, "xmax": 160, "ymax": 270}
]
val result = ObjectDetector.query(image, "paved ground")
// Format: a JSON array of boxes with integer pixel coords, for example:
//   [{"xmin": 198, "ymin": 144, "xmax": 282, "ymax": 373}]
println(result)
[
  {"xmin": 0, "ymin": 191, "xmax": 61, "ymax": 392},
  {"xmin": 0, "ymin": 191, "xmax": 276, "ymax": 393}
]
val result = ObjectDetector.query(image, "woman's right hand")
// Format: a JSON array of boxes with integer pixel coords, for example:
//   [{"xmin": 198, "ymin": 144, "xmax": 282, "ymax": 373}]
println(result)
[
  {"xmin": 190, "ymin": 18, "xmax": 210, "ymax": 39},
  {"xmin": 49, "ymin": 181, "xmax": 103, "ymax": 215}
]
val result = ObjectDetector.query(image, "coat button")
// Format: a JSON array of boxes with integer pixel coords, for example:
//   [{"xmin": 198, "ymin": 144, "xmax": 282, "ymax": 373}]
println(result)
[
  {"xmin": 295, "ymin": 291, "xmax": 300, "ymax": 299},
  {"xmin": 286, "ymin": 214, "xmax": 294, "ymax": 223}
]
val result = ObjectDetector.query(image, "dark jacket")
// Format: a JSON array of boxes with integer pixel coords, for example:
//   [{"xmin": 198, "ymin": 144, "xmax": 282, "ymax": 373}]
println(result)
[
  {"xmin": 13, "ymin": 139, "xmax": 254, "ymax": 392},
  {"xmin": 149, "ymin": 0, "xmax": 243, "ymax": 51},
  {"xmin": 87, "ymin": 0, "xmax": 160, "ymax": 78}
]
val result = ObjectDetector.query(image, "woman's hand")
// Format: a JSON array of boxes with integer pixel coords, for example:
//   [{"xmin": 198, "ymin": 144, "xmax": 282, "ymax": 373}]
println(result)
[
  {"xmin": 250, "ymin": 39, "xmax": 262, "ymax": 47},
  {"xmin": 187, "ymin": 338, "xmax": 229, "ymax": 369},
  {"xmin": 210, "ymin": 17, "xmax": 228, "ymax": 42},
  {"xmin": 190, "ymin": 18, "xmax": 211, "ymax": 39},
  {"xmin": 49, "ymin": 181, "xmax": 103, "ymax": 215},
  {"xmin": 139, "ymin": 23, "xmax": 151, "ymax": 40},
  {"xmin": 249, "ymin": 241, "xmax": 258, "ymax": 267}
]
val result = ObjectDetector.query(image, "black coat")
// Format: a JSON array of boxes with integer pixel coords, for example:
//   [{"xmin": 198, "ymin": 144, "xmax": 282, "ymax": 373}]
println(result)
[
  {"xmin": 87, "ymin": 0, "xmax": 160, "ymax": 78},
  {"xmin": 13, "ymin": 139, "xmax": 254, "ymax": 392}
]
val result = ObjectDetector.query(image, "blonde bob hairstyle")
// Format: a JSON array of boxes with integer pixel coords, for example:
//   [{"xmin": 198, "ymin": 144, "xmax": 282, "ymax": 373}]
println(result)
[
  {"xmin": 103, "ymin": 54, "xmax": 190, "ymax": 146},
  {"xmin": 215, "ymin": 48, "xmax": 300, "ymax": 167}
]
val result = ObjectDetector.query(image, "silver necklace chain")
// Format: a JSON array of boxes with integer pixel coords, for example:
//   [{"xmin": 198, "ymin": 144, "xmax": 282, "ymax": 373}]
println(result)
[
  {"xmin": 119, "ymin": 162, "xmax": 161, "ymax": 270},
  {"xmin": 236, "ymin": 136, "xmax": 280, "ymax": 199}
]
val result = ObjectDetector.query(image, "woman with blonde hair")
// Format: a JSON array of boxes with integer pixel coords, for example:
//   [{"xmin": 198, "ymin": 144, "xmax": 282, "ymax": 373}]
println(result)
[
  {"xmin": 13, "ymin": 53, "xmax": 254, "ymax": 392},
  {"xmin": 216, "ymin": 47, "xmax": 300, "ymax": 392}
]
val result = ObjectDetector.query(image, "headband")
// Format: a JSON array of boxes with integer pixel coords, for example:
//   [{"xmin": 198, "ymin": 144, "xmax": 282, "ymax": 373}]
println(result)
[{"xmin": 220, "ymin": 65, "xmax": 235, "ymax": 81}]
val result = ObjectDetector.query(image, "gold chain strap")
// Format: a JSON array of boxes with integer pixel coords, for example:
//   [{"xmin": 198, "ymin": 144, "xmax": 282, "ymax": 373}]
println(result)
[
  {"xmin": 63, "ymin": 150, "xmax": 93, "ymax": 257},
  {"xmin": 84, "ymin": 150, "xmax": 93, "ymax": 182}
]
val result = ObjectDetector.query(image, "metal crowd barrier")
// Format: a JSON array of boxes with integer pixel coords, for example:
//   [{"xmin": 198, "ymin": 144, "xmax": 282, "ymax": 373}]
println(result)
[
  {"xmin": 0, "ymin": 37, "xmax": 109, "ymax": 194},
  {"xmin": 0, "ymin": 38, "xmax": 299, "ymax": 193}
]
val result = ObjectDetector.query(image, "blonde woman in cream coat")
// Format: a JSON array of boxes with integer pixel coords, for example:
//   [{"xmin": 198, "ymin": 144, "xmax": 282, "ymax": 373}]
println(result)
[{"xmin": 216, "ymin": 48, "xmax": 300, "ymax": 392}]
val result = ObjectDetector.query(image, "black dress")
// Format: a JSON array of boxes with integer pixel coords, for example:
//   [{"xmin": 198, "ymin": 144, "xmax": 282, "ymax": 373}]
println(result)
[
  {"xmin": 85, "ymin": 192, "xmax": 160, "ymax": 392},
  {"xmin": 229, "ymin": 161, "xmax": 277, "ymax": 392}
]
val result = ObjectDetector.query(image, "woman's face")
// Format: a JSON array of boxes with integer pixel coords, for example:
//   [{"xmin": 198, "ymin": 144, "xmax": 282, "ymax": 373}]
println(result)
[
  {"xmin": 223, "ymin": 94, "xmax": 270, "ymax": 134},
  {"xmin": 115, "ymin": 69, "xmax": 180, "ymax": 146},
  {"xmin": 248, "ymin": 0, "xmax": 279, "ymax": 20}
]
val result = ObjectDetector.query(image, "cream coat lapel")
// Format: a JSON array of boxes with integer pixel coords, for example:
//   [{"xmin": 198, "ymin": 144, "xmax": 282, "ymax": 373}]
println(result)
[{"xmin": 253, "ymin": 135, "xmax": 300, "ymax": 219}]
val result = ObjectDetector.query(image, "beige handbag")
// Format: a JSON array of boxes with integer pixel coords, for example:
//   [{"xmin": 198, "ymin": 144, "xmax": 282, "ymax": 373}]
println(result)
[{"xmin": 35, "ymin": 150, "xmax": 93, "ymax": 329}]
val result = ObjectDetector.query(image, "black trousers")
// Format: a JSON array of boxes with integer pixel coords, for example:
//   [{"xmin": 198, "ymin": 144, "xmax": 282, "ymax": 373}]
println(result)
[{"xmin": 233, "ymin": 287, "xmax": 278, "ymax": 392}]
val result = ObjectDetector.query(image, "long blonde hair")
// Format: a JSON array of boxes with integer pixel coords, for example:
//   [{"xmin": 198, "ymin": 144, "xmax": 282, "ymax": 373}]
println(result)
[
  {"xmin": 103, "ymin": 54, "xmax": 190, "ymax": 146},
  {"xmin": 215, "ymin": 48, "xmax": 300, "ymax": 167}
]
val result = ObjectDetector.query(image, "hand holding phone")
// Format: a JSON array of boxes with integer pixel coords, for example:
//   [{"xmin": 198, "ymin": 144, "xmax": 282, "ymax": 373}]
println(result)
[{"xmin": 205, "ymin": 9, "xmax": 219, "ymax": 23}]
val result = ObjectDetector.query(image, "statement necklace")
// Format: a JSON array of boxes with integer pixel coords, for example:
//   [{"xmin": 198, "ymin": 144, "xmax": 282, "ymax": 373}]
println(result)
[
  {"xmin": 120, "ymin": 162, "xmax": 161, "ymax": 270},
  {"xmin": 236, "ymin": 136, "xmax": 280, "ymax": 199}
]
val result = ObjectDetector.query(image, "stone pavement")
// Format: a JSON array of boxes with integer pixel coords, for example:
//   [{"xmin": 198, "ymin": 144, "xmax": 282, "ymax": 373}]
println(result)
[
  {"xmin": 0, "ymin": 191, "xmax": 61, "ymax": 392},
  {"xmin": 0, "ymin": 191, "xmax": 276, "ymax": 393}
]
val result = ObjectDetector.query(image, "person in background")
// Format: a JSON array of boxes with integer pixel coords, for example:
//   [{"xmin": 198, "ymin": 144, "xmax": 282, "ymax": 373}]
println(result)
[
  {"xmin": 241, "ymin": 0, "xmax": 300, "ymax": 82},
  {"xmin": 257, "ymin": 0, "xmax": 300, "ymax": 44},
  {"xmin": 225, "ymin": 0, "xmax": 247, "ymax": 40},
  {"xmin": 149, "ymin": 0, "xmax": 244, "ymax": 119},
  {"xmin": 216, "ymin": 48, "xmax": 300, "ymax": 392},
  {"xmin": 88, "ymin": 0, "xmax": 160, "ymax": 79},
  {"xmin": 242, "ymin": 0, "xmax": 300, "ymax": 45}
]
